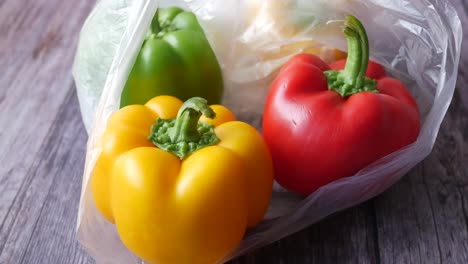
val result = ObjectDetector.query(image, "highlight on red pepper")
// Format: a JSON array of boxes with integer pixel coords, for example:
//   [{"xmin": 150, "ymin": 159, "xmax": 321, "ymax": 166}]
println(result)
[{"xmin": 262, "ymin": 15, "xmax": 421, "ymax": 196}]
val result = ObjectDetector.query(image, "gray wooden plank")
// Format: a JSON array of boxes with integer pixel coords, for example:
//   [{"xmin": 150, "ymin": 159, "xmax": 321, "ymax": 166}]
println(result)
[
  {"xmin": 0, "ymin": 0, "xmax": 95, "ymax": 232},
  {"xmin": 16, "ymin": 92, "xmax": 93, "ymax": 264},
  {"xmin": 230, "ymin": 202, "xmax": 378, "ymax": 264},
  {"xmin": 0, "ymin": 90, "xmax": 92, "ymax": 264}
]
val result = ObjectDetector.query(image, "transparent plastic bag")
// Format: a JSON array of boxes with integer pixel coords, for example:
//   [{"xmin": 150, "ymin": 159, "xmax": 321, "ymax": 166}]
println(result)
[
  {"xmin": 73, "ymin": 0, "xmax": 462, "ymax": 263},
  {"xmin": 72, "ymin": 0, "xmax": 346, "ymax": 132}
]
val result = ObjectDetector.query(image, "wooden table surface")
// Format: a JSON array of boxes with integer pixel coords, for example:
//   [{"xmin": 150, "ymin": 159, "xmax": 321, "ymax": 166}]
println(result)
[{"xmin": 1, "ymin": 0, "xmax": 467, "ymax": 263}]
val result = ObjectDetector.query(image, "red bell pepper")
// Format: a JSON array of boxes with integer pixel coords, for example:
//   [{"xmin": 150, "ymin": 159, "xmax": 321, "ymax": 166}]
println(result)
[{"xmin": 262, "ymin": 15, "xmax": 420, "ymax": 196}]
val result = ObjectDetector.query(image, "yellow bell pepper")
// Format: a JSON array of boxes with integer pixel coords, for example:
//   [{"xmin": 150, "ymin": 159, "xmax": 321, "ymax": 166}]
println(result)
[{"xmin": 91, "ymin": 95, "xmax": 274, "ymax": 264}]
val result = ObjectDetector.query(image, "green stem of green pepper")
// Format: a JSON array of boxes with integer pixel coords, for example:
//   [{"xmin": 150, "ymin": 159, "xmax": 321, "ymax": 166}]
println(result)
[{"xmin": 150, "ymin": 8, "xmax": 161, "ymax": 35}]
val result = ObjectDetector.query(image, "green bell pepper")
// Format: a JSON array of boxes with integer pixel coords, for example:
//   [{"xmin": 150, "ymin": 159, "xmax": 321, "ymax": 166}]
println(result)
[{"xmin": 120, "ymin": 7, "xmax": 223, "ymax": 108}]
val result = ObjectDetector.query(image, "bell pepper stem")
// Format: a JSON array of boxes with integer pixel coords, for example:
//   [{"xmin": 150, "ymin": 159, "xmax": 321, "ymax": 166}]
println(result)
[
  {"xmin": 324, "ymin": 15, "xmax": 378, "ymax": 97},
  {"xmin": 148, "ymin": 97, "xmax": 219, "ymax": 159},
  {"xmin": 150, "ymin": 8, "xmax": 161, "ymax": 35},
  {"xmin": 341, "ymin": 16, "xmax": 369, "ymax": 88},
  {"xmin": 169, "ymin": 97, "xmax": 216, "ymax": 143}
]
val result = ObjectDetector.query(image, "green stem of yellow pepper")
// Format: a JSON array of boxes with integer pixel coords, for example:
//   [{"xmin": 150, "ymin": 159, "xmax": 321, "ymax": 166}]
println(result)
[
  {"xmin": 169, "ymin": 97, "xmax": 216, "ymax": 143},
  {"xmin": 148, "ymin": 97, "xmax": 219, "ymax": 159}
]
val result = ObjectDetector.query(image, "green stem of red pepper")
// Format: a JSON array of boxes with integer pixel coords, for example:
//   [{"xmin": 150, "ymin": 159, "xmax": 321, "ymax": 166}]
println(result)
[
  {"xmin": 324, "ymin": 15, "xmax": 378, "ymax": 97},
  {"xmin": 148, "ymin": 97, "xmax": 219, "ymax": 159}
]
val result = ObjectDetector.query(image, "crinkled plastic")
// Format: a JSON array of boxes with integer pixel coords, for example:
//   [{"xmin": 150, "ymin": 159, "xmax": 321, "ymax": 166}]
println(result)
[{"xmin": 73, "ymin": 0, "xmax": 462, "ymax": 263}]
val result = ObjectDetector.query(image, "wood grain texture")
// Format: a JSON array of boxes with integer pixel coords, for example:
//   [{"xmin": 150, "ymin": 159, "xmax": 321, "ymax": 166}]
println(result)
[
  {"xmin": 19, "ymin": 92, "xmax": 93, "ymax": 264},
  {"xmin": 230, "ymin": 202, "xmax": 379, "ymax": 264},
  {"xmin": 0, "ymin": 0, "xmax": 95, "ymax": 263},
  {"xmin": 0, "ymin": 0, "xmax": 467, "ymax": 263},
  {"xmin": 0, "ymin": 0, "xmax": 95, "ymax": 247},
  {"xmin": 0, "ymin": 91, "xmax": 93, "ymax": 264}
]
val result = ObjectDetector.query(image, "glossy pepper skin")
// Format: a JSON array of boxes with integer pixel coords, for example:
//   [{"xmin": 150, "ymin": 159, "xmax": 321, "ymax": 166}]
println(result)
[
  {"xmin": 262, "ymin": 15, "xmax": 420, "ymax": 196},
  {"xmin": 91, "ymin": 96, "xmax": 273, "ymax": 264},
  {"xmin": 120, "ymin": 7, "xmax": 223, "ymax": 108}
]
